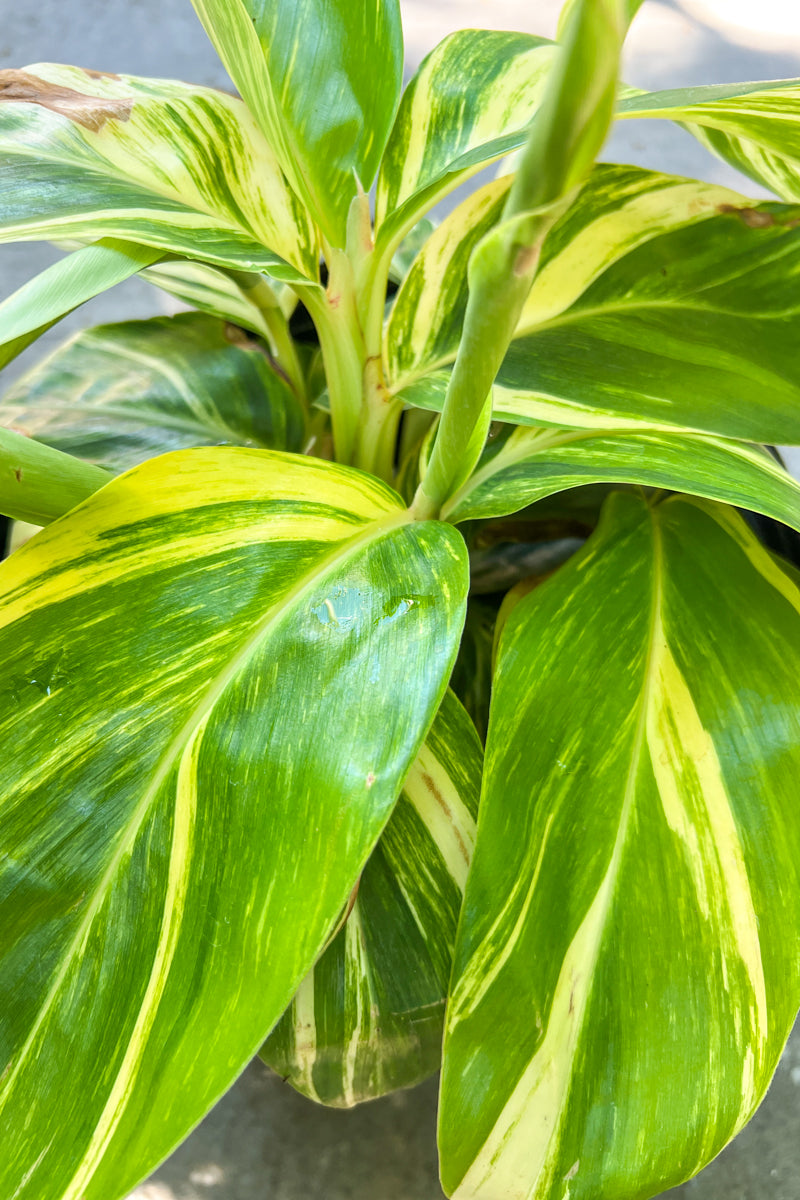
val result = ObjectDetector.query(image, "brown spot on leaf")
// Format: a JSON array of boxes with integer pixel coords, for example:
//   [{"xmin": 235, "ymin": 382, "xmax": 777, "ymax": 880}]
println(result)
[
  {"xmin": 14, "ymin": 468, "xmax": 22, "ymax": 483},
  {"xmin": 420, "ymin": 770, "xmax": 470, "ymax": 865},
  {"xmin": 716, "ymin": 203, "xmax": 800, "ymax": 230},
  {"xmin": 365, "ymin": 771, "xmax": 377, "ymax": 789},
  {"xmin": 81, "ymin": 68, "xmax": 122, "ymax": 81},
  {"xmin": 513, "ymin": 244, "xmax": 539, "ymax": 277},
  {"xmin": 0, "ymin": 70, "xmax": 133, "ymax": 131}
]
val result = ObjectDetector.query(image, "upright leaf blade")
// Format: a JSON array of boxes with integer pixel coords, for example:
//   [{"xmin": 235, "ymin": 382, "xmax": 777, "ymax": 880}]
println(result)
[
  {"xmin": 191, "ymin": 0, "xmax": 403, "ymax": 247},
  {"xmin": 1, "ymin": 314, "xmax": 305, "ymax": 473},
  {"xmin": 261, "ymin": 690, "xmax": 482, "ymax": 1106},
  {"xmin": 0, "ymin": 64, "xmax": 317, "ymax": 278},
  {"xmin": 440, "ymin": 493, "xmax": 800, "ymax": 1199},
  {"xmin": 0, "ymin": 448, "xmax": 468, "ymax": 1200},
  {"xmin": 375, "ymin": 31, "xmax": 556, "ymax": 250}
]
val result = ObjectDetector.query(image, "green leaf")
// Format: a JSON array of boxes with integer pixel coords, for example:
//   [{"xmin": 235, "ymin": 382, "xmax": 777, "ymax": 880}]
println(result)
[
  {"xmin": 139, "ymin": 260, "xmax": 288, "ymax": 340},
  {"xmin": 0, "ymin": 424, "xmax": 110, "ymax": 523},
  {"xmin": 443, "ymin": 425, "xmax": 800, "ymax": 527},
  {"xmin": 390, "ymin": 164, "xmax": 800, "ymax": 444},
  {"xmin": 0, "ymin": 64, "xmax": 317, "ymax": 279},
  {"xmin": 261, "ymin": 690, "xmax": 482, "ymax": 1106},
  {"xmin": 0, "ymin": 447, "xmax": 467, "ymax": 1200},
  {"xmin": 619, "ymin": 80, "xmax": 800, "ymax": 202},
  {"xmin": 375, "ymin": 31, "xmax": 557, "ymax": 252},
  {"xmin": 191, "ymin": 0, "xmax": 403, "ymax": 248},
  {"xmin": 0, "ymin": 313, "xmax": 305, "ymax": 473},
  {"xmin": 440, "ymin": 492, "xmax": 800, "ymax": 1199},
  {"xmin": 0, "ymin": 240, "xmax": 162, "ymax": 370}
]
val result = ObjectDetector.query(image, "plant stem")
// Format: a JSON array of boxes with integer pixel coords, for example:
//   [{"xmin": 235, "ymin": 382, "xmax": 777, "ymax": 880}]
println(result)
[{"xmin": 228, "ymin": 271, "xmax": 307, "ymax": 403}]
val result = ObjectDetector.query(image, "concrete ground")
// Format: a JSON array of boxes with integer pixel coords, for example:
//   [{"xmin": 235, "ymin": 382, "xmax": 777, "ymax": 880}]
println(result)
[{"xmin": 3, "ymin": 2, "xmax": 800, "ymax": 1197}]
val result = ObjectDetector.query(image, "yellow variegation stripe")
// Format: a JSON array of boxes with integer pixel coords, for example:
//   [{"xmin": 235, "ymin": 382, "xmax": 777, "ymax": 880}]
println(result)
[
  {"xmin": 0, "ymin": 63, "xmax": 317, "ymax": 277},
  {"xmin": 376, "ymin": 30, "xmax": 556, "ymax": 247},
  {"xmin": 440, "ymin": 493, "xmax": 800, "ymax": 1200},
  {"xmin": 0, "ymin": 446, "xmax": 468, "ymax": 1199},
  {"xmin": 261, "ymin": 691, "xmax": 481, "ymax": 1107}
]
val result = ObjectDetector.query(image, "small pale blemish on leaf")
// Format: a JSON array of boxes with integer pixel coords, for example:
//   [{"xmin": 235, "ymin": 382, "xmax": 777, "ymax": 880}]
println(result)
[
  {"xmin": 564, "ymin": 1161, "xmax": 580, "ymax": 1181},
  {"xmin": 366, "ymin": 772, "xmax": 377, "ymax": 789},
  {"xmin": 717, "ymin": 203, "xmax": 800, "ymax": 231},
  {"xmin": 0, "ymin": 70, "xmax": 133, "ymax": 131}
]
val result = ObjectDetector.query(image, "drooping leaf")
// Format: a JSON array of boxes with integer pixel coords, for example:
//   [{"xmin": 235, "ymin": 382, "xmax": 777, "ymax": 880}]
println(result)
[
  {"xmin": 140, "ymin": 260, "xmax": 279, "ymax": 340},
  {"xmin": 0, "ymin": 447, "xmax": 467, "ymax": 1200},
  {"xmin": 261, "ymin": 690, "xmax": 481, "ymax": 1106},
  {"xmin": 619, "ymin": 80, "xmax": 800, "ymax": 201},
  {"xmin": 0, "ymin": 240, "xmax": 162, "ymax": 370},
  {"xmin": 0, "ymin": 64, "xmax": 317, "ymax": 280},
  {"xmin": 375, "ymin": 31, "xmax": 557, "ymax": 253},
  {"xmin": 0, "ymin": 313, "xmax": 305, "ymax": 473},
  {"xmin": 443, "ymin": 425, "xmax": 800, "ymax": 527},
  {"xmin": 191, "ymin": 0, "xmax": 403, "ymax": 247},
  {"xmin": 0, "ymin": 424, "xmax": 110, "ymax": 523},
  {"xmin": 440, "ymin": 492, "xmax": 800, "ymax": 1199},
  {"xmin": 389, "ymin": 164, "xmax": 800, "ymax": 444}
]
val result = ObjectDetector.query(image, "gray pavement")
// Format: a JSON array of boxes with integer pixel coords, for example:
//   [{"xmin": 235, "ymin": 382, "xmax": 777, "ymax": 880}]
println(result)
[{"xmin": 3, "ymin": 2, "xmax": 800, "ymax": 1198}]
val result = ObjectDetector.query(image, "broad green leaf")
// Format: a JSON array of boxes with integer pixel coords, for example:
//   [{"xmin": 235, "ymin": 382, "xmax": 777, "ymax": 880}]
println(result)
[
  {"xmin": 375, "ymin": 31, "xmax": 557, "ymax": 252},
  {"xmin": 440, "ymin": 492, "xmax": 800, "ymax": 1199},
  {"xmin": 0, "ymin": 64, "xmax": 317, "ymax": 280},
  {"xmin": 443, "ymin": 425, "xmax": 800, "ymax": 527},
  {"xmin": 261, "ymin": 690, "xmax": 481, "ymax": 1106},
  {"xmin": 619, "ymin": 80, "xmax": 800, "ymax": 202},
  {"xmin": 0, "ymin": 240, "xmax": 162, "ymax": 370},
  {"xmin": 0, "ymin": 425, "xmax": 109, "ymax": 523},
  {"xmin": 0, "ymin": 313, "xmax": 305, "ymax": 473},
  {"xmin": 0, "ymin": 447, "xmax": 467, "ymax": 1200},
  {"xmin": 191, "ymin": 0, "xmax": 402, "ymax": 248},
  {"xmin": 389, "ymin": 164, "xmax": 800, "ymax": 444}
]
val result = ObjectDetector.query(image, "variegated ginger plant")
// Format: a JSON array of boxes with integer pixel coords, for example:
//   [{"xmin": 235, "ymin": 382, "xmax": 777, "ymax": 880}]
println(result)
[{"xmin": 3, "ymin": 1, "xmax": 800, "ymax": 1198}]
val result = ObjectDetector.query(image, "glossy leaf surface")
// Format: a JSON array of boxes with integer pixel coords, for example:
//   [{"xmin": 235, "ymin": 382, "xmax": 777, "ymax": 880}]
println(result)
[
  {"xmin": 140, "ymin": 261, "xmax": 297, "ymax": 338},
  {"xmin": 0, "ymin": 64, "xmax": 316, "ymax": 278},
  {"xmin": 440, "ymin": 493, "xmax": 800, "ymax": 1199},
  {"xmin": 0, "ymin": 425, "xmax": 110, "ymax": 524},
  {"xmin": 191, "ymin": 0, "xmax": 402, "ymax": 246},
  {"xmin": 619, "ymin": 80, "xmax": 800, "ymax": 201},
  {"xmin": 262, "ymin": 690, "xmax": 481, "ymax": 1106},
  {"xmin": 0, "ymin": 240, "xmax": 162, "ymax": 370},
  {"xmin": 0, "ymin": 314, "xmax": 305, "ymax": 472},
  {"xmin": 375, "ymin": 31, "xmax": 556, "ymax": 249},
  {"xmin": 444, "ymin": 426, "xmax": 800, "ymax": 527},
  {"xmin": 0, "ymin": 448, "xmax": 467, "ymax": 1200},
  {"xmin": 389, "ymin": 165, "xmax": 800, "ymax": 444}
]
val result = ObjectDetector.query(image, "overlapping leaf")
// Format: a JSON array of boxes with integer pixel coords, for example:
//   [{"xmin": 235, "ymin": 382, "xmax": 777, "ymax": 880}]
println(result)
[
  {"xmin": 140, "ymin": 260, "xmax": 297, "ymax": 339},
  {"xmin": 388, "ymin": 164, "xmax": 800, "ymax": 444},
  {"xmin": 0, "ymin": 448, "xmax": 467, "ymax": 1200},
  {"xmin": 443, "ymin": 425, "xmax": 800, "ymax": 527},
  {"xmin": 0, "ymin": 240, "xmax": 162, "ymax": 370},
  {"xmin": 191, "ymin": 0, "xmax": 402, "ymax": 247},
  {"xmin": 440, "ymin": 493, "xmax": 800, "ymax": 1199},
  {"xmin": 0, "ymin": 64, "xmax": 317, "ymax": 279},
  {"xmin": 0, "ymin": 425, "xmax": 109, "ymax": 524},
  {"xmin": 619, "ymin": 80, "xmax": 800, "ymax": 201},
  {"xmin": 0, "ymin": 313, "xmax": 305, "ymax": 473},
  {"xmin": 262, "ymin": 690, "xmax": 481, "ymax": 1106},
  {"xmin": 375, "ymin": 31, "xmax": 557, "ymax": 251}
]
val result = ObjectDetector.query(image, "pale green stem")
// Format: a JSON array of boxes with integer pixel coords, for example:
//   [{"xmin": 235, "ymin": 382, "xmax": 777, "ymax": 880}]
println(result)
[
  {"xmin": 303, "ymin": 253, "xmax": 365, "ymax": 467},
  {"xmin": 229, "ymin": 272, "xmax": 307, "ymax": 404}
]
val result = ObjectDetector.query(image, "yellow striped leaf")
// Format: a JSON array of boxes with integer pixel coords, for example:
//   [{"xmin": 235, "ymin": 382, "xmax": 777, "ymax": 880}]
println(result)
[
  {"xmin": 140, "ymin": 260, "xmax": 297, "ymax": 340},
  {"xmin": 0, "ymin": 313, "xmax": 305, "ymax": 473},
  {"xmin": 191, "ymin": 0, "xmax": 403, "ymax": 248},
  {"xmin": 0, "ymin": 448, "xmax": 467, "ymax": 1200},
  {"xmin": 375, "ymin": 31, "xmax": 557, "ymax": 253},
  {"xmin": 0, "ymin": 64, "xmax": 317, "ymax": 279},
  {"xmin": 619, "ymin": 80, "xmax": 800, "ymax": 202},
  {"xmin": 442, "ymin": 425, "xmax": 800, "ymax": 528},
  {"xmin": 439, "ymin": 492, "xmax": 800, "ymax": 1199},
  {"xmin": 388, "ymin": 164, "xmax": 800, "ymax": 444},
  {"xmin": 261, "ymin": 690, "xmax": 482, "ymax": 1106}
]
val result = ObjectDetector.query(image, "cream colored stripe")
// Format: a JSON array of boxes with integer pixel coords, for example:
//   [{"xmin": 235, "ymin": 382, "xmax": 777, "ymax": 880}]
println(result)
[
  {"xmin": 291, "ymin": 975, "xmax": 320, "ymax": 1102},
  {"xmin": 342, "ymin": 905, "xmax": 374, "ymax": 1107},
  {"xmin": 61, "ymin": 716, "xmax": 203, "ymax": 1199},
  {"xmin": 403, "ymin": 745, "xmax": 477, "ymax": 891}
]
